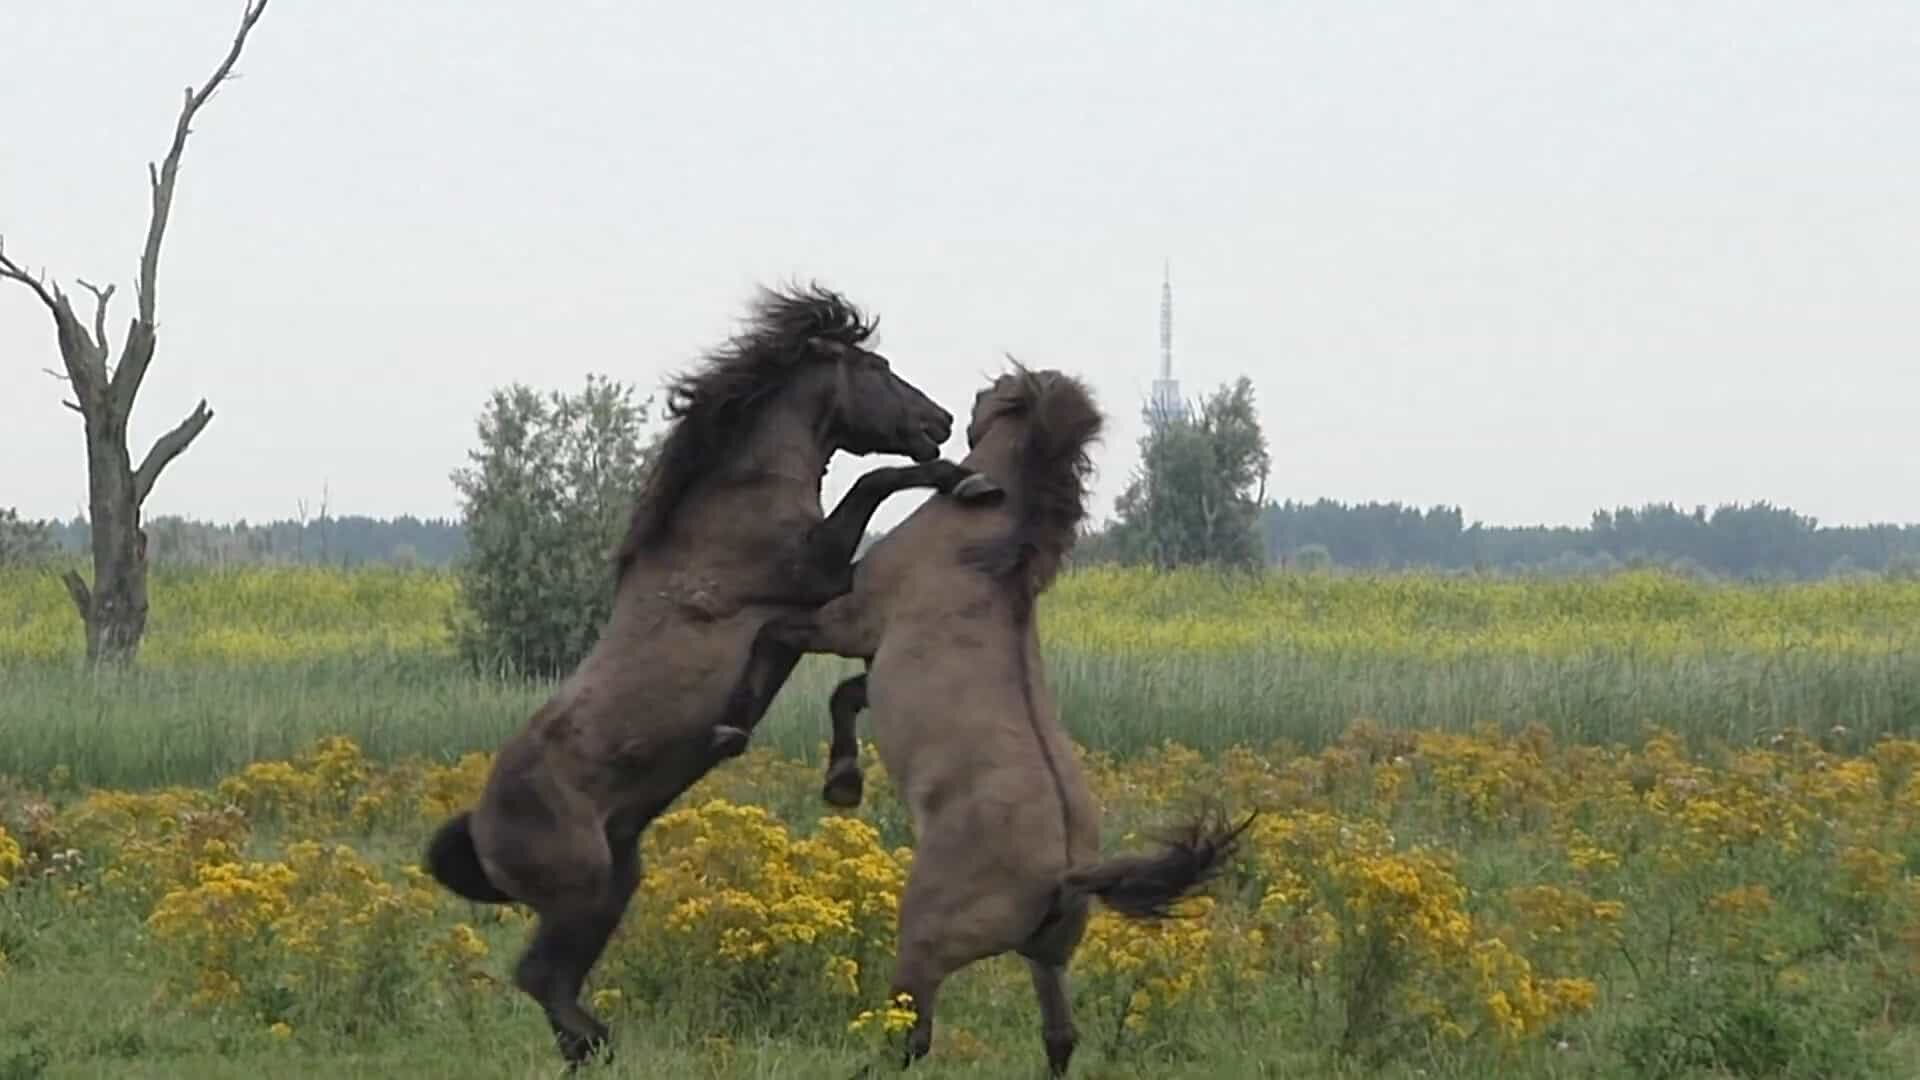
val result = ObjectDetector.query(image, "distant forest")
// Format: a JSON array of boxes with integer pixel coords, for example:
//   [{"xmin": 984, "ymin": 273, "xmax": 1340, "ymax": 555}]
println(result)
[
  {"xmin": 1257, "ymin": 500, "xmax": 1920, "ymax": 579},
  {"xmin": 41, "ymin": 514, "xmax": 467, "ymax": 569},
  {"xmin": 24, "ymin": 499, "xmax": 1920, "ymax": 580}
]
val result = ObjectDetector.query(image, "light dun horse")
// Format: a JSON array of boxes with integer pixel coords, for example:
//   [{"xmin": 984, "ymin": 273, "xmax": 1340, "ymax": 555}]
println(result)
[
  {"xmin": 424, "ymin": 286, "xmax": 1000, "ymax": 1066},
  {"xmin": 723, "ymin": 365, "xmax": 1252, "ymax": 1076}
]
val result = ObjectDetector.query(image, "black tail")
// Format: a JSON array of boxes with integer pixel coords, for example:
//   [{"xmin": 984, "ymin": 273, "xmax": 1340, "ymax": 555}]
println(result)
[
  {"xmin": 424, "ymin": 811, "xmax": 515, "ymax": 904},
  {"xmin": 1059, "ymin": 806, "xmax": 1255, "ymax": 920}
]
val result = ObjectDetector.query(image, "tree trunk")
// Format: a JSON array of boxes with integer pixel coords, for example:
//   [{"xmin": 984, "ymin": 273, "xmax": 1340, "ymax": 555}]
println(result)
[{"xmin": 62, "ymin": 419, "xmax": 151, "ymax": 666}]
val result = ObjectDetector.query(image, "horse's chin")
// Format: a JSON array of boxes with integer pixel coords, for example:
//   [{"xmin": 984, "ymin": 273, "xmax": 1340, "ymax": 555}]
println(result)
[{"xmin": 907, "ymin": 433, "xmax": 942, "ymax": 462}]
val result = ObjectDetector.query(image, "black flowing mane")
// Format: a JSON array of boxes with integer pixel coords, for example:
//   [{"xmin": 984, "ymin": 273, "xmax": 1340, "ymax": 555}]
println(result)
[{"xmin": 614, "ymin": 285, "xmax": 876, "ymax": 581}]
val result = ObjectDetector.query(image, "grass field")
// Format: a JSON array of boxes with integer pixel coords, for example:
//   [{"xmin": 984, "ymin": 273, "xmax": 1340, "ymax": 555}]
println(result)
[
  {"xmin": 3, "ymin": 563, "xmax": 1920, "ymax": 1077},
  {"xmin": 5, "ymin": 564, "xmax": 1919, "ymax": 787}
]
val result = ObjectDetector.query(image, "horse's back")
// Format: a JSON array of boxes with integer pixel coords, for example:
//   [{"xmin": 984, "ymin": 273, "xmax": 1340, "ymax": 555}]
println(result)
[{"xmin": 869, "ymin": 610, "xmax": 1098, "ymax": 882}]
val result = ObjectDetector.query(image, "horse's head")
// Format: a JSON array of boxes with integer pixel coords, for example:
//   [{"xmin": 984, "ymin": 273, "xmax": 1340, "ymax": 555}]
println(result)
[
  {"xmin": 958, "ymin": 362, "xmax": 1103, "ymax": 599},
  {"xmin": 965, "ymin": 370, "xmax": 1029, "ymax": 449},
  {"xmin": 810, "ymin": 336, "xmax": 952, "ymax": 462}
]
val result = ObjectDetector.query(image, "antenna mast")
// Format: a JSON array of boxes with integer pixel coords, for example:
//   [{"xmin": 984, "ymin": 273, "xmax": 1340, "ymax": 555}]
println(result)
[{"xmin": 1150, "ymin": 259, "xmax": 1186, "ymax": 423}]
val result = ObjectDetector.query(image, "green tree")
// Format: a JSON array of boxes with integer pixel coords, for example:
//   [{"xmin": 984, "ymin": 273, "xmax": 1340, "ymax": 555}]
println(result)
[
  {"xmin": 449, "ymin": 374, "xmax": 659, "ymax": 678},
  {"xmin": 1108, "ymin": 376, "xmax": 1271, "ymax": 569}
]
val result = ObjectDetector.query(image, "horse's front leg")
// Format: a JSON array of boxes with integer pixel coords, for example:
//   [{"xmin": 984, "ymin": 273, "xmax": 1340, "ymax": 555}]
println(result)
[
  {"xmin": 712, "ymin": 596, "xmax": 877, "ymax": 759},
  {"xmin": 822, "ymin": 671, "xmax": 870, "ymax": 807},
  {"xmin": 738, "ymin": 461, "xmax": 1000, "ymax": 612},
  {"xmin": 803, "ymin": 461, "xmax": 1002, "ymax": 587}
]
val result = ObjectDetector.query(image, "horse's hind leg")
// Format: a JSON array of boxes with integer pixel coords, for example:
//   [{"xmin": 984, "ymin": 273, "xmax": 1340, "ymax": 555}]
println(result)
[
  {"xmin": 823, "ymin": 673, "xmax": 868, "ymax": 808},
  {"xmin": 1024, "ymin": 958, "xmax": 1078, "ymax": 1077},
  {"xmin": 1021, "ymin": 901, "xmax": 1088, "ymax": 1076},
  {"xmin": 513, "ymin": 828, "xmax": 643, "ymax": 1067},
  {"xmin": 515, "ymin": 912, "xmax": 613, "ymax": 1066},
  {"xmin": 883, "ymin": 948, "xmax": 950, "ymax": 1070}
]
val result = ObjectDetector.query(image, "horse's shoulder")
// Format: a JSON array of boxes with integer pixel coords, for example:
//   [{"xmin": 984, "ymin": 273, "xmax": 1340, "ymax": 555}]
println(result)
[{"xmin": 658, "ymin": 569, "xmax": 742, "ymax": 621}]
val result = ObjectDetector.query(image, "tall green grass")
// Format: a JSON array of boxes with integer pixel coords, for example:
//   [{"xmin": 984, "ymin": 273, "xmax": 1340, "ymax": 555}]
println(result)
[
  {"xmin": 7, "ymin": 646, "xmax": 1919, "ymax": 790},
  {"xmin": 5, "ymin": 563, "xmax": 1919, "ymax": 788}
]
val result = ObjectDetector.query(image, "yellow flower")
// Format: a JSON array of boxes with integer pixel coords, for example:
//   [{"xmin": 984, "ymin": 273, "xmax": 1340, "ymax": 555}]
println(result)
[
  {"xmin": 0, "ymin": 825, "xmax": 24, "ymax": 891},
  {"xmin": 848, "ymin": 992, "xmax": 920, "ymax": 1036}
]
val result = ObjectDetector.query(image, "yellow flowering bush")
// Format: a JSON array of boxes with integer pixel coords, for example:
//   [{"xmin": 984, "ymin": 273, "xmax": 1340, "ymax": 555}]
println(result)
[
  {"xmin": 147, "ymin": 856, "xmax": 299, "ymax": 1010},
  {"xmin": 216, "ymin": 736, "xmax": 370, "ymax": 826},
  {"xmin": 1465, "ymin": 938, "xmax": 1597, "ymax": 1042},
  {"xmin": 1075, "ymin": 895, "xmax": 1221, "ymax": 1036},
  {"xmin": 596, "ymin": 798, "xmax": 910, "ymax": 1027},
  {"xmin": 419, "ymin": 752, "xmax": 493, "ymax": 821},
  {"xmin": 0, "ymin": 824, "xmax": 24, "ymax": 891},
  {"xmin": 146, "ymin": 838, "xmax": 443, "ymax": 1028},
  {"xmin": 6, "ymin": 717, "xmax": 1919, "ymax": 1070},
  {"xmin": 58, "ymin": 788, "xmax": 250, "ymax": 905},
  {"xmin": 1410, "ymin": 728, "xmax": 1555, "ymax": 828},
  {"xmin": 1504, "ymin": 884, "xmax": 1626, "ymax": 973}
]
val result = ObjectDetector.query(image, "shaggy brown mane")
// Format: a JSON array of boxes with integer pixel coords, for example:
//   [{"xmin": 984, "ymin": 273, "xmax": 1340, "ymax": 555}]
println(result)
[
  {"xmin": 614, "ymin": 284, "xmax": 876, "ymax": 580},
  {"xmin": 961, "ymin": 363, "xmax": 1103, "ymax": 610}
]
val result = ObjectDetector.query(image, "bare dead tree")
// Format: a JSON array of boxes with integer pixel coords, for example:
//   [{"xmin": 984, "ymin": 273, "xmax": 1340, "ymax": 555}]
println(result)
[{"xmin": 0, "ymin": 0, "xmax": 273, "ymax": 666}]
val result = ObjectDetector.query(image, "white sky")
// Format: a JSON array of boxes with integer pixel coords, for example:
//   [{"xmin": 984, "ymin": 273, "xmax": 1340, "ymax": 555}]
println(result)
[{"xmin": 3, "ymin": 1, "xmax": 1916, "ymax": 532}]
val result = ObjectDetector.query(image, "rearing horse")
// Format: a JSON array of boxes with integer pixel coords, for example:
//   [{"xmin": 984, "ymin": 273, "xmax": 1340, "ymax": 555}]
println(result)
[
  {"xmin": 721, "ymin": 364, "xmax": 1251, "ymax": 1076},
  {"xmin": 424, "ymin": 286, "xmax": 998, "ymax": 1066}
]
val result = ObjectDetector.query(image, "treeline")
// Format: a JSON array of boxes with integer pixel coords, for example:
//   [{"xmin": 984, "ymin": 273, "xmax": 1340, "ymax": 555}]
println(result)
[
  {"xmin": 35, "ymin": 514, "xmax": 467, "ymax": 568},
  {"xmin": 1262, "ymin": 499, "xmax": 1920, "ymax": 579},
  {"xmin": 8, "ymin": 500, "xmax": 1920, "ymax": 579}
]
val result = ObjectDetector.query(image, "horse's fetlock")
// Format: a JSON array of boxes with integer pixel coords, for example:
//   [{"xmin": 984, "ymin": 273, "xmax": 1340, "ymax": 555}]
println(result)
[
  {"xmin": 1042, "ymin": 1026, "xmax": 1077, "ymax": 1075},
  {"xmin": 823, "ymin": 758, "xmax": 865, "ymax": 808},
  {"xmin": 711, "ymin": 724, "xmax": 750, "ymax": 759},
  {"xmin": 951, "ymin": 471, "xmax": 1005, "ymax": 505}
]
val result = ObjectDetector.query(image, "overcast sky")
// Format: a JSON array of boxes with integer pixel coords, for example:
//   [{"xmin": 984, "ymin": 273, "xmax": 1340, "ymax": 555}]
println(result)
[{"xmin": 3, "ymin": 1, "xmax": 1915, "ymax": 533}]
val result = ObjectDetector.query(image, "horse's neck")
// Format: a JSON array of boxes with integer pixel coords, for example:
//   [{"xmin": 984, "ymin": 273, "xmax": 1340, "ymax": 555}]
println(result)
[
  {"xmin": 683, "ymin": 402, "xmax": 831, "ymax": 540},
  {"xmin": 962, "ymin": 428, "xmax": 1025, "ymax": 501},
  {"xmin": 721, "ymin": 404, "xmax": 831, "ymax": 492}
]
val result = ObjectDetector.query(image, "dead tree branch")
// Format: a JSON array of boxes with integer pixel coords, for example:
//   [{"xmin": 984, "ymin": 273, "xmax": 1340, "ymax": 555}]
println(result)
[
  {"xmin": 0, "ymin": 238, "xmax": 60, "ymax": 315},
  {"xmin": 133, "ymin": 399, "xmax": 215, "ymax": 506},
  {"xmin": 61, "ymin": 570, "xmax": 92, "ymax": 623},
  {"xmin": 115, "ymin": 0, "xmax": 271, "ymax": 416},
  {"xmin": 75, "ymin": 278, "xmax": 116, "ymax": 358}
]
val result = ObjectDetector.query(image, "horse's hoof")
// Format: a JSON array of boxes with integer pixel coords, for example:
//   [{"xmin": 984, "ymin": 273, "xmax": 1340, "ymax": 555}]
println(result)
[
  {"xmin": 558, "ymin": 1033, "xmax": 612, "ymax": 1070},
  {"xmin": 951, "ymin": 473, "xmax": 1004, "ymax": 505},
  {"xmin": 822, "ymin": 760, "xmax": 865, "ymax": 808},
  {"xmin": 711, "ymin": 725, "xmax": 750, "ymax": 759}
]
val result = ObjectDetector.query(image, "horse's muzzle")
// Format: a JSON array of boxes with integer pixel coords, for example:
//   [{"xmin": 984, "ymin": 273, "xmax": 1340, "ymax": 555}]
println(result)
[{"xmin": 912, "ymin": 412, "xmax": 953, "ymax": 460}]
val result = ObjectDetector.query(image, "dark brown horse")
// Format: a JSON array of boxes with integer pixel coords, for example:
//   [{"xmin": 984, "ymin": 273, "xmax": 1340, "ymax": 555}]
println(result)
[
  {"xmin": 721, "ymin": 365, "xmax": 1251, "ymax": 1076},
  {"xmin": 423, "ymin": 286, "xmax": 999, "ymax": 1066}
]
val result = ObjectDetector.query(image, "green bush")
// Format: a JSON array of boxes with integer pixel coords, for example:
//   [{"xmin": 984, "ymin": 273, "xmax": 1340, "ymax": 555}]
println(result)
[{"xmin": 448, "ymin": 374, "xmax": 657, "ymax": 678}]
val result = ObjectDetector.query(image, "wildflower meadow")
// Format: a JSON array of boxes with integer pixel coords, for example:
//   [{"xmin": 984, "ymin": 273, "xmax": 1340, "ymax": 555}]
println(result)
[{"xmin": 3, "ymin": 563, "xmax": 1920, "ymax": 1077}]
